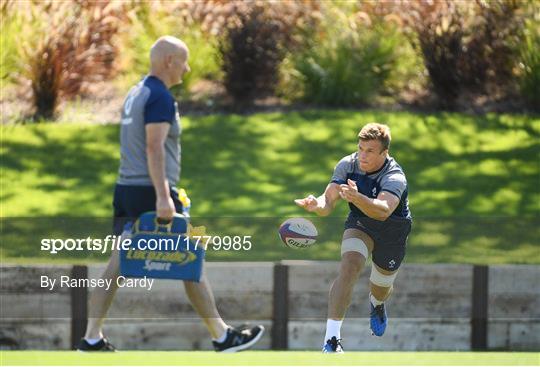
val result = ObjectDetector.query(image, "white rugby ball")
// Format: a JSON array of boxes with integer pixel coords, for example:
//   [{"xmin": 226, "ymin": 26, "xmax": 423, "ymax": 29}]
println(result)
[{"xmin": 279, "ymin": 218, "xmax": 318, "ymax": 249}]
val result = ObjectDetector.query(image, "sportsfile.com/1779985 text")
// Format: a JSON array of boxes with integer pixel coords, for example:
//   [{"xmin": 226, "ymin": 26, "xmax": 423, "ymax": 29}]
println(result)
[{"xmin": 40, "ymin": 235, "xmax": 253, "ymax": 254}]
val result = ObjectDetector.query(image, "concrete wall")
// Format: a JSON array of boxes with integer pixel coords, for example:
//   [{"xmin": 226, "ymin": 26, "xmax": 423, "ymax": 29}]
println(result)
[
  {"xmin": 1, "ymin": 262, "xmax": 538, "ymax": 351},
  {"xmin": 488, "ymin": 265, "xmax": 540, "ymax": 350},
  {"xmin": 287, "ymin": 262, "xmax": 474, "ymax": 350},
  {"xmin": 0, "ymin": 265, "xmax": 72, "ymax": 350}
]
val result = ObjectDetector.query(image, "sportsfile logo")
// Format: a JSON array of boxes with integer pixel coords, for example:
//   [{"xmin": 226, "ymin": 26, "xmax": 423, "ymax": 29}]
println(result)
[{"xmin": 40, "ymin": 235, "xmax": 194, "ymax": 254}]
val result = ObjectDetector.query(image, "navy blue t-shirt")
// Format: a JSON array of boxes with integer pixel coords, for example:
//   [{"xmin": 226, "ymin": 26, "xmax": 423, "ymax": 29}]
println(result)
[{"xmin": 331, "ymin": 153, "xmax": 411, "ymax": 219}]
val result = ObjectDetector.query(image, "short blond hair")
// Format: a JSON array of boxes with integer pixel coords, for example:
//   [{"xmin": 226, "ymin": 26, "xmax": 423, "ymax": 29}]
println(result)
[{"xmin": 358, "ymin": 123, "xmax": 391, "ymax": 151}]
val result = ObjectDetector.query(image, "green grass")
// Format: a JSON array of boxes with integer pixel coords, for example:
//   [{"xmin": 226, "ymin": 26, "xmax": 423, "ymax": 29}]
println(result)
[
  {"xmin": 1, "ymin": 110, "xmax": 539, "ymax": 264},
  {"xmin": 1, "ymin": 351, "xmax": 539, "ymax": 366}
]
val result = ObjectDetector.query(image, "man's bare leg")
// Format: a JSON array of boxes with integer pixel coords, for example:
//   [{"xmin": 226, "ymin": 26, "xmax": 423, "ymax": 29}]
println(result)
[
  {"xmin": 184, "ymin": 275, "xmax": 228, "ymax": 339},
  {"xmin": 328, "ymin": 229, "xmax": 374, "ymax": 320},
  {"xmin": 84, "ymin": 248, "xmax": 121, "ymax": 339},
  {"xmin": 323, "ymin": 229, "xmax": 374, "ymax": 352},
  {"xmin": 327, "ymin": 251, "xmax": 366, "ymax": 320}
]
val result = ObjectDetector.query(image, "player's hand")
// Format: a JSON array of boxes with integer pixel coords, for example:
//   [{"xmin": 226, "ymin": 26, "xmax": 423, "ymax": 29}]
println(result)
[
  {"xmin": 156, "ymin": 195, "xmax": 175, "ymax": 222},
  {"xmin": 339, "ymin": 179, "xmax": 359, "ymax": 203},
  {"xmin": 294, "ymin": 195, "xmax": 319, "ymax": 212}
]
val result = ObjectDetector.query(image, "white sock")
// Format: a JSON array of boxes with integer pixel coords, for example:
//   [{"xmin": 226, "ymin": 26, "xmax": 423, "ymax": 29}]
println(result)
[
  {"xmin": 84, "ymin": 338, "xmax": 102, "ymax": 345},
  {"xmin": 370, "ymin": 293, "xmax": 384, "ymax": 306},
  {"xmin": 324, "ymin": 319, "xmax": 343, "ymax": 343},
  {"xmin": 213, "ymin": 328, "xmax": 229, "ymax": 343}
]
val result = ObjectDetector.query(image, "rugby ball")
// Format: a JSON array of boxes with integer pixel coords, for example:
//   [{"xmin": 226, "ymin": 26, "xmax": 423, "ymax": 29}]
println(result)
[{"xmin": 279, "ymin": 218, "xmax": 318, "ymax": 249}]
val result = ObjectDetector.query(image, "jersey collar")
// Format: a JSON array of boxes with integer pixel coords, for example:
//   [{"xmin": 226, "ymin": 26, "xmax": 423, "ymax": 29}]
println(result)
[{"xmin": 364, "ymin": 157, "xmax": 390, "ymax": 176}]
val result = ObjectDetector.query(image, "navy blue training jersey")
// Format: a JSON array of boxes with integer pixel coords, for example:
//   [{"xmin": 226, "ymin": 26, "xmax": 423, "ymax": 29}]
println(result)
[{"xmin": 331, "ymin": 152, "xmax": 411, "ymax": 219}]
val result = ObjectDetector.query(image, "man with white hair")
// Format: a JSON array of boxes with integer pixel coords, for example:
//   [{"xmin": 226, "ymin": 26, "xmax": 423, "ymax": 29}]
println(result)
[{"xmin": 77, "ymin": 36, "xmax": 264, "ymax": 352}]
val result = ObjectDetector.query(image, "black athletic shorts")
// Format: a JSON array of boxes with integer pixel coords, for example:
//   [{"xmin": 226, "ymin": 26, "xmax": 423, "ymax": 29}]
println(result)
[
  {"xmin": 112, "ymin": 184, "xmax": 183, "ymax": 235},
  {"xmin": 344, "ymin": 213, "xmax": 412, "ymax": 271}
]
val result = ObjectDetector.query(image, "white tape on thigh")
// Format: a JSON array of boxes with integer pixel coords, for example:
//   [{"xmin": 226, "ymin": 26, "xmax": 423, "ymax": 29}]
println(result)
[
  {"xmin": 341, "ymin": 238, "xmax": 369, "ymax": 258},
  {"xmin": 370, "ymin": 266, "xmax": 397, "ymax": 288}
]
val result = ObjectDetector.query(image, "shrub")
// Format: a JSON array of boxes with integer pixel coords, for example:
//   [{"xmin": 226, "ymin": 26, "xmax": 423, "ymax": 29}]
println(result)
[
  {"xmin": 396, "ymin": 0, "xmax": 526, "ymax": 108},
  {"xmin": 219, "ymin": 4, "xmax": 284, "ymax": 103},
  {"xmin": 518, "ymin": 5, "xmax": 540, "ymax": 108},
  {"xmin": 216, "ymin": 0, "xmax": 320, "ymax": 104},
  {"xmin": 290, "ymin": 4, "xmax": 400, "ymax": 106},
  {"xmin": 18, "ymin": 1, "xmax": 125, "ymax": 120},
  {"xmin": 460, "ymin": 0, "xmax": 524, "ymax": 90}
]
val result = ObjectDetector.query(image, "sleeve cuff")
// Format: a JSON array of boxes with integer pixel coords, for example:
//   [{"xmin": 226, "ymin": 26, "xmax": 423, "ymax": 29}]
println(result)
[
  {"xmin": 381, "ymin": 189, "xmax": 401, "ymax": 199},
  {"xmin": 144, "ymin": 119, "xmax": 173, "ymax": 125}
]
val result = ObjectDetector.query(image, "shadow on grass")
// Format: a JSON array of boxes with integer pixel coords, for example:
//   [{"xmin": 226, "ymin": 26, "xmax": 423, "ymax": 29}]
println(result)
[
  {"xmin": 181, "ymin": 111, "xmax": 539, "ymax": 218},
  {"xmin": 1, "ymin": 125, "xmax": 120, "ymax": 216}
]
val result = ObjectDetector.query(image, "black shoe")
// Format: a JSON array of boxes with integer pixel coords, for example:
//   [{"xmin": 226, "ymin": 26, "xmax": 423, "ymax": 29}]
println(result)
[
  {"xmin": 77, "ymin": 338, "xmax": 116, "ymax": 351},
  {"xmin": 213, "ymin": 325, "xmax": 265, "ymax": 352}
]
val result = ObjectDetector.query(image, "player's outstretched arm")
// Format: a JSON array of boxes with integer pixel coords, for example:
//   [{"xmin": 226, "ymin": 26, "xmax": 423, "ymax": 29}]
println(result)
[{"xmin": 295, "ymin": 183, "xmax": 341, "ymax": 217}]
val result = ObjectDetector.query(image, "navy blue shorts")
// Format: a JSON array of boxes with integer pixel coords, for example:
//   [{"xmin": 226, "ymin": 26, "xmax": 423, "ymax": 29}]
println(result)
[
  {"xmin": 112, "ymin": 184, "xmax": 183, "ymax": 235},
  {"xmin": 344, "ymin": 213, "xmax": 412, "ymax": 271}
]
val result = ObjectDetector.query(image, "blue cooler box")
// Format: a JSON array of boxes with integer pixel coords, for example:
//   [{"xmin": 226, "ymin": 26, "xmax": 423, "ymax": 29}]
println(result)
[{"xmin": 120, "ymin": 212, "xmax": 204, "ymax": 282}]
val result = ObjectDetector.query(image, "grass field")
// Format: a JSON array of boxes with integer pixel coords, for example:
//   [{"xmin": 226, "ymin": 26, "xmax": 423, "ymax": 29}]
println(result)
[
  {"xmin": 1, "ymin": 110, "xmax": 539, "ymax": 264},
  {"xmin": 1, "ymin": 351, "xmax": 539, "ymax": 366}
]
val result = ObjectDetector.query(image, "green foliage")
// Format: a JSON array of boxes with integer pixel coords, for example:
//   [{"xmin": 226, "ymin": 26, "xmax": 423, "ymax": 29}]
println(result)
[
  {"xmin": 118, "ymin": 3, "xmax": 220, "ymax": 98},
  {"xmin": 179, "ymin": 29, "xmax": 221, "ymax": 94},
  {"xmin": 290, "ymin": 7, "xmax": 400, "ymax": 106},
  {"xmin": 219, "ymin": 5, "xmax": 283, "ymax": 103},
  {"xmin": 116, "ymin": 3, "xmax": 157, "ymax": 84},
  {"xmin": 0, "ymin": 7, "xmax": 24, "ymax": 83},
  {"xmin": 14, "ymin": 2, "xmax": 123, "ymax": 120},
  {"xmin": 2, "ymin": 0, "xmax": 536, "ymax": 110},
  {"xmin": 217, "ymin": 2, "xmax": 314, "ymax": 104},
  {"xmin": 518, "ymin": 9, "xmax": 540, "ymax": 108}
]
